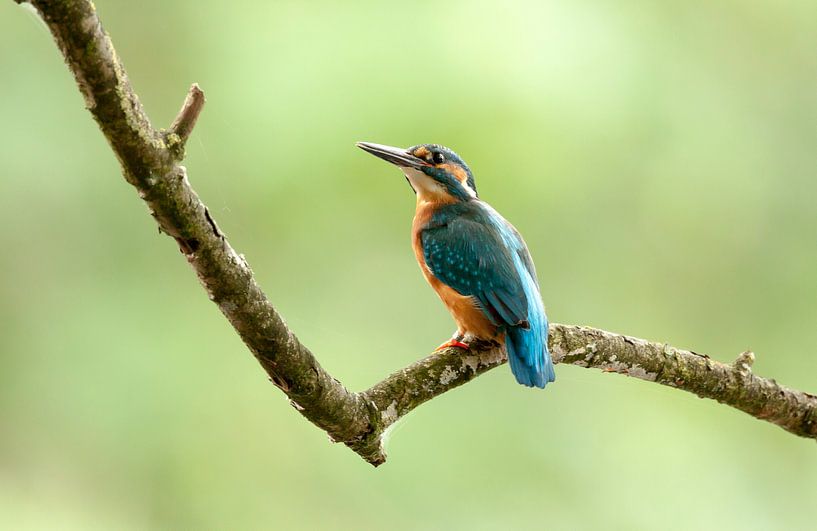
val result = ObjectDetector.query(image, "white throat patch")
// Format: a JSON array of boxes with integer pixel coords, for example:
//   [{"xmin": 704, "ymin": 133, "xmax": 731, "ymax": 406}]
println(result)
[
  {"xmin": 400, "ymin": 166, "xmax": 476, "ymax": 200},
  {"xmin": 400, "ymin": 167, "xmax": 444, "ymax": 197}
]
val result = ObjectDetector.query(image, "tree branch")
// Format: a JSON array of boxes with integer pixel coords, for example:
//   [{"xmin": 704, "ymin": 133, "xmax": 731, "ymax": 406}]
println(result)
[{"xmin": 16, "ymin": 0, "xmax": 816, "ymax": 467}]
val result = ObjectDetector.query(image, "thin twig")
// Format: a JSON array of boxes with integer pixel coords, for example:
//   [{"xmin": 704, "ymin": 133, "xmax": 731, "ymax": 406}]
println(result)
[{"xmin": 167, "ymin": 83, "xmax": 205, "ymax": 155}]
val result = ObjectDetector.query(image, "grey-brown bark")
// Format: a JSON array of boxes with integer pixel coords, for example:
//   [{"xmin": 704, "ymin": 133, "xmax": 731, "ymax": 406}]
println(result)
[{"xmin": 14, "ymin": 0, "xmax": 816, "ymax": 467}]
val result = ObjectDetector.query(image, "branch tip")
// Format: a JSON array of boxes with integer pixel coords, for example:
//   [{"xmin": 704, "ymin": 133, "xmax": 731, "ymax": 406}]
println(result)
[{"xmin": 168, "ymin": 83, "xmax": 206, "ymax": 152}]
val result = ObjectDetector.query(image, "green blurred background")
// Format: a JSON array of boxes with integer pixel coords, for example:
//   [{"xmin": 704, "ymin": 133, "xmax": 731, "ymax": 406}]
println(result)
[{"xmin": 2, "ymin": 0, "xmax": 816, "ymax": 529}]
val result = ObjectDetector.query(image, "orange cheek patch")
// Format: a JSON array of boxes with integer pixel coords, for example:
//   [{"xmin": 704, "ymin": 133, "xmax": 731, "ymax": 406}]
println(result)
[
  {"xmin": 413, "ymin": 146, "xmax": 430, "ymax": 160},
  {"xmin": 440, "ymin": 163, "xmax": 468, "ymax": 186}
]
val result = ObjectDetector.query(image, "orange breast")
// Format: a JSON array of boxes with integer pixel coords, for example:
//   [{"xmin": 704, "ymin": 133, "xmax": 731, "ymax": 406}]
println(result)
[{"xmin": 411, "ymin": 201, "xmax": 498, "ymax": 339}]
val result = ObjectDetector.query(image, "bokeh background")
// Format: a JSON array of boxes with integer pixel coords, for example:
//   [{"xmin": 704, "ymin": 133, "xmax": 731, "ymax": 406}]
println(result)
[{"xmin": 2, "ymin": 0, "xmax": 816, "ymax": 529}]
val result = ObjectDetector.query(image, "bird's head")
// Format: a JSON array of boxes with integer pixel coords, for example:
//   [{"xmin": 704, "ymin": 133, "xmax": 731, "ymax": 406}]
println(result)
[{"xmin": 357, "ymin": 142, "xmax": 477, "ymax": 202}]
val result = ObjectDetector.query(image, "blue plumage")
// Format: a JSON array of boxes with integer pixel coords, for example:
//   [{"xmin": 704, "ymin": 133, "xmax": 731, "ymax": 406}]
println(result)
[
  {"xmin": 422, "ymin": 202, "xmax": 555, "ymax": 388},
  {"xmin": 356, "ymin": 141, "xmax": 554, "ymax": 389}
]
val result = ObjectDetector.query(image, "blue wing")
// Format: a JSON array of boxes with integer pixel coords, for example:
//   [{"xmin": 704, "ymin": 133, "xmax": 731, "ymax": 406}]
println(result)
[
  {"xmin": 421, "ymin": 204, "xmax": 555, "ymax": 388},
  {"xmin": 422, "ymin": 215, "xmax": 528, "ymax": 329}
]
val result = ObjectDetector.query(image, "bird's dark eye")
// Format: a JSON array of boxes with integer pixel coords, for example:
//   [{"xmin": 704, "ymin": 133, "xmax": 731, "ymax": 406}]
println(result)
[{"xmin": 432, "ymin": 152, "xmax": 445, "ymax": 164}]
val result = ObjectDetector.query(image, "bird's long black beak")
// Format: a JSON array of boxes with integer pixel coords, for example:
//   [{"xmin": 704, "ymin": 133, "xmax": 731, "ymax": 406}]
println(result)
[{"xmin": 356, "ymin": 142, "xmax": 428, "ymax": 169}]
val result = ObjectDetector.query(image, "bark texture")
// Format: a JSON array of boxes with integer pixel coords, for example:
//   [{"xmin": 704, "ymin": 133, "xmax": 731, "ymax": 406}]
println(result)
[{"xmin": 15, "ymin": 0, "xmax": 816, "ymax": 467}]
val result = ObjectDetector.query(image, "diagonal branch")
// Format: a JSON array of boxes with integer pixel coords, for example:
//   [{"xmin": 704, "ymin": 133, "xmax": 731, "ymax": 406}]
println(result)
[
  {"xmin": 15, "ymin": 0, "xmax": 816, "ymax": 467},
  {"xmin": 362, "ymin": 326, "xmax": 817, "ymax": 448}
]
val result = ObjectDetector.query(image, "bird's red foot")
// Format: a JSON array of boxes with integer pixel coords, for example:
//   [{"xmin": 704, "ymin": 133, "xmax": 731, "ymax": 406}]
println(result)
[{"xmin": 436, "ymin": 339, "xmax": 471, "ymax": 351}]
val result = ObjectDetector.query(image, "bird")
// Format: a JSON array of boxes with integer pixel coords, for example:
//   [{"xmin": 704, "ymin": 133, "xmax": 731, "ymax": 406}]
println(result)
[{"xmin": 356, "ymin": 142, "xmax": 555, "ymax": 388}]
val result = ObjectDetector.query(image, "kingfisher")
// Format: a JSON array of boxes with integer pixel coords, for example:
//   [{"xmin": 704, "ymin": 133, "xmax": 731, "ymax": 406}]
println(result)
[{"xmin": 356, "ymin": 142, "xmax": 555, "ymax": 388}]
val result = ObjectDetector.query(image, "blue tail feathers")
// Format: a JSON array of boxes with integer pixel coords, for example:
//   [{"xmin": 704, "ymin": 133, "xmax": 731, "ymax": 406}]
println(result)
[{"xmin": 505, "ymin": 316, "xmax": 555, "ymax": 389}]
